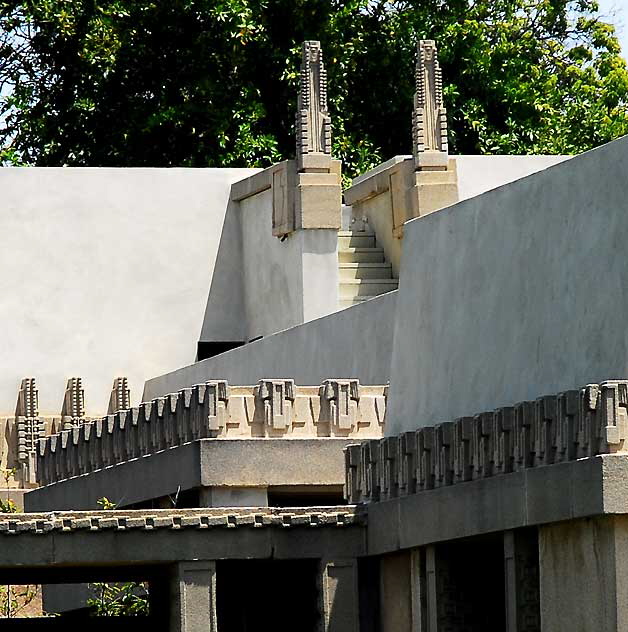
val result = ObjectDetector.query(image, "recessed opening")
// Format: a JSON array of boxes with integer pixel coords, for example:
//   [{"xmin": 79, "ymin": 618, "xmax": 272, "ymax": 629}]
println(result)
[
  {"xmin": 217, "ymin": 559, "xmax": 320, "ymax": 632},
  {"xmin": 432, "ymin": 533, "xmax": 506, "ymax": 632}
]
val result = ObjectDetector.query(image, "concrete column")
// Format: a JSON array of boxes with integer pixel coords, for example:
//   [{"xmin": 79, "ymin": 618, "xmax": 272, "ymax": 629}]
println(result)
[
  {"xmin": 170, "ymin": 561, "xmax": 217, "ymax": 632},
  {"xmin": 198, "ymin": 486, "xmax": 268, "ymax": 507},
  {"xmin": 504, "ymin": 529, "xmax": 540, "ymax": 632},
  {"xmin": 410, "ymin": 549, "xmax": 427, "ymax": 632},
  {"xmin": 320, "ymin": 559, "xmax": 359, "ymax": 632},
  {"xmin": 539, "ymin": 516, "xmax": 628, "ymax": 632},
  {"xmin": 380, "ymin": 551, "xmax": 413, "ymax": 632},
  {"xmin": 425, "ymin": 545, "xmax": 438, "ymax": 632}
]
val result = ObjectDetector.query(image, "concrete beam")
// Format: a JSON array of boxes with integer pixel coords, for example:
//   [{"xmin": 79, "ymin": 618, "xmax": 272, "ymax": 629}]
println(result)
[
  {"xmin": 27, "ymin": 438, "xmax": 356, "ymax": 512},
  {"xmin": 366, "ymin": 454, "xmax": 628, "ymax": 556}
]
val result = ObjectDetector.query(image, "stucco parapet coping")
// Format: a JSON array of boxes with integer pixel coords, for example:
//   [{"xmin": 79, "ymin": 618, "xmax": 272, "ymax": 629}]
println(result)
[
  {"xmin": 230, "ymin": 159, "xmax": 342, "ymax": 203},
  {"xmin": 0, "ymin": 506, "xmax": 365, "ymax": 535},
  {"xmin": 344, "ymin": 156, "xmax": 412, "ymax": 205},
  {"xmin": 345, "ymin": 379, "xmax": 628, "ymax": 504},
  {"xmin": 37, "ymin": 379, "xmax": 386, "ymax": 486},
  {"xmin": 230, "ymin": 166, "xmax": 272, "ymax": 202}
]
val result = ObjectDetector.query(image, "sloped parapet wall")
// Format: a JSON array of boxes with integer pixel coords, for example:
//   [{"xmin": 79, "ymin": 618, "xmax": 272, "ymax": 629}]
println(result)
[
  {"xmin": 345, "ymin": 379, "xmax": 628, "ymax": 504},
  {"xmin": 38, "ymin": 380, "xmax": 386, "ymax": 486}
]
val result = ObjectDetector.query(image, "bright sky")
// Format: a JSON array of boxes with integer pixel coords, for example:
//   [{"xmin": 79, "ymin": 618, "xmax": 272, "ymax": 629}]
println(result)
[{"xmin": 599, "ymin": 0, "xmax": 628, "ymax": 56}]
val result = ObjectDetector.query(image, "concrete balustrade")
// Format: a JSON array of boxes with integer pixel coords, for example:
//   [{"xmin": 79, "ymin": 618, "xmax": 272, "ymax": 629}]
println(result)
[
  {"xmin": 345, "ymin": 379, "xmax": 628, "ymax": 504},
  {"xmin": 37, "ymin": 379, "xmax": 386, "ymax": 486}
]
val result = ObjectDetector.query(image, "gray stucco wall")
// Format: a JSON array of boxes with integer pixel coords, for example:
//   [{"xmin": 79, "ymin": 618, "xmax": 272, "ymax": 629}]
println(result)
[
  {"xmin": 0, "ymin": 167, "xmax": 254, "ymax": 414},
  {"xmin": 386, "ymin": 135, "xmax": 628, "ymax": 434},
  {"xmin": 201, "ymin": 185, "xmax": 339, "ymax": 344},
  {"xmin": 143, "ymin": 291, "xmax": 396, "ymax": 399}
]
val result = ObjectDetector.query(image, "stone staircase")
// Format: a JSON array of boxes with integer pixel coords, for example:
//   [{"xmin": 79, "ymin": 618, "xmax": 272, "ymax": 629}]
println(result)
[{"xmin": 338, "ymin": 230, "xmax": 398, "ymax": 308}]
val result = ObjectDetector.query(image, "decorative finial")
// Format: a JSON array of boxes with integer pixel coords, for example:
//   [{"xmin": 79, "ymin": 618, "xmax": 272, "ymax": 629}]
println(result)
[
  {"xmin": 61, "ymin": 377, "xmax": 85, "ymax": 428},
  {"xmin": 412, "ymin": 40, "xmax": 449, "ymax": 169},
  {"xmin": 16, "ymin": 377, "xmax": 38, "ymax": 418},
  {"xmin": 296, "ymin": 41, "xmax": 332, "ymax": 171},
  {"xmin": 107, "ymin": 377, "xmax": 130, "ymax": 414}
]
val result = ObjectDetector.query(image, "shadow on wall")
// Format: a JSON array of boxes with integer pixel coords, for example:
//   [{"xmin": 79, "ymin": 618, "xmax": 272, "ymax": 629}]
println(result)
[{"xmin": 198, "ymin": 198, "xmax": 247, "ymax": 354}]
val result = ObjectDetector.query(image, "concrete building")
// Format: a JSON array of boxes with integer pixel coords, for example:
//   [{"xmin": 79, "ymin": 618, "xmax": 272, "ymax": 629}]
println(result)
[{"xmin": 0, "ymin": 38, "xmax": 626, "ymax": 631}]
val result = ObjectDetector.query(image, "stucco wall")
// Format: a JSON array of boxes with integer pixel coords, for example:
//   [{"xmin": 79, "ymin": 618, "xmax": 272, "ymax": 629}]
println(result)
[
  {"xmin": 143, "ymin": 291, "xmax": 396, "ymax": 399},
  {"xmin": 201, "ymin": 185, "xmax": 340, "ymax": 344},
  {"xmin": 346, "ymin": 155, "xmax": 571, "ymax": 279},
  {"xmin": 0, "ymin": 167, "xmax": 254, "ymax": 414},
  {"xmin": 455, "ymin": 155, "xmax": 571, "ymax": 202},
  {"xmin": 386, "ymin": 135, "xmax": 628, "ymax": 434}
]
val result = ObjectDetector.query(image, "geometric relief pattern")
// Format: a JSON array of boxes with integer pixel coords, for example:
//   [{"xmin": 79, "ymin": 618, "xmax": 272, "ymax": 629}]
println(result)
[{"xmin": 345, "ymin": 380, "xmax": 628, "ymax": 503}]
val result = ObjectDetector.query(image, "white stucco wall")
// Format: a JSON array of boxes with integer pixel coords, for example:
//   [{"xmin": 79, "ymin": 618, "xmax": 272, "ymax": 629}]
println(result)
[
  {"xmin": 455, "ymin": 155, "xmax": 571, "ymax": 202},
  {"xmin": 0, "ymin": 167, "xmax": 254, "ymax": 414},
  {"xmin": 386, "ymin": 135, "xmax": 628, "ymax": 434},
  {"xmin": 143, "ymin": 291, "xmax": 396, "ymax": 400}
]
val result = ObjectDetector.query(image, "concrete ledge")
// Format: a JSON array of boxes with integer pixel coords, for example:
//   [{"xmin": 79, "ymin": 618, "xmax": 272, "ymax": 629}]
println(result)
[
  {"xmin": 0, "ymin": 507, "xmax": 366, "ymax": 570},
  {"xmin": 200, "ymin": 439, "xmax": 357, "ymax": 487},
  {"xmin": 344, "ymin": 158, "xmax": 410, "ymax": 206},
  {"xmin": 27, "ymin": 438, "xmax": 356, "ymax": 511},
  {"xmin": 366, "ymin": 454, "xmax": 628, "ymax": 555},
  {"xmin": 230, "ymin": 167, "xmax": 270, "ymax": 201}
]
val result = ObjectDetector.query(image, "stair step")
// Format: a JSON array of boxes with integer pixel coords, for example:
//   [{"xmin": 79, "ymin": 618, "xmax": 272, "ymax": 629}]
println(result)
[
  {"xmin": 338, "ymin": 232, "xmax": 376, "ymax": 249},
  {"xmin": 339, "ymin": 278, "xmax": 399, "ymax": 298},
  {"xmin": 339, "ymin": 262, "xmax": 392, "ymax": 280},
  {"xmin": 338, "ymin": 247, "xmax": 385, "ymax": 264}
]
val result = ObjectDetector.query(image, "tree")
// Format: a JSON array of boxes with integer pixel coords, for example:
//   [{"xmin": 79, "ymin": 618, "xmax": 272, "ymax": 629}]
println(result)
[{"xmin": 1, "ymin": 0, "xmax": 627, "ymax": 177}]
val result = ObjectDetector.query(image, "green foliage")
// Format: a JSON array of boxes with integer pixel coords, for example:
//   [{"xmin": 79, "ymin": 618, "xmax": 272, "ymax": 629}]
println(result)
[
  {"xmin": 0, "ymin": 469, "xmax": 18, "ymax": 513},
  {"xmin": 87, "ymin": 582, "xmax": 149, "ymax": 617},
  {"xmin": 1, "ymin": 0, "xmax": 628, "ymax": 177},
  {"xmin": 0, "ymin": 498, "xmax": 18, "ymax": 513},
  {"xmin": 96, "ymin": 496, "xmax": 117, "ymax": 510},
  {"xmin": 89, "ymin": 496, "xmax": 149, "ymax": 616}
]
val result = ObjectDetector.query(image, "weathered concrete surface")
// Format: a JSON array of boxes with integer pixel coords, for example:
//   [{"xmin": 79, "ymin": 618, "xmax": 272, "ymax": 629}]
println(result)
[
  {"xmin": 144, "ymin": 291, "xmax": 396, "ymax": 400},
  {"xmin": 387, "ymin": 136, "xmax": 628, "ymax": 433},
  {"xmin": 365, "ymin": 454, "xmax": 628, "ymax": 556},
  {"xmin": 539, "ymin": 516, "xmax": 628, "ymax": 632},
  {"xmin": 26, "ymin": 438, "xmax": 356, "ymax": 511},
  {"xmin": 0, "ymin": 507, "xmax": 366, "ymax": 569},
  {"xmin": 380, "ymin": 552, "xmax": 412, "ymax": 632},
  {"xmin": 0, "ymin": 167, "xmax": 254, "ymax": 415}
]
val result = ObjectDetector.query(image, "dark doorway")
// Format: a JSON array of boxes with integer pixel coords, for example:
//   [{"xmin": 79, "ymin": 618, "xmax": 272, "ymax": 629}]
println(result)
[
  {"xmin": 217, "ymin": 559, "xmax": 320, "ymax": 632},
  {"xmin": 433, "ymin": 533, "xmax": 506, "ymax": 631}
]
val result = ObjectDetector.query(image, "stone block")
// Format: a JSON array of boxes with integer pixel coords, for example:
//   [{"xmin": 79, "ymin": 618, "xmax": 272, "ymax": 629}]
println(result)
[
  {"xmin": 300, "ymin": 153, "xmax": 333, "ymax": 171},
  {"xmin": 271, "ymin": 160, "xmax": 297, "ymax": 236},
  {"xmin": 295, "ymin": 172, "xmax": 342, "ymax": 230}
]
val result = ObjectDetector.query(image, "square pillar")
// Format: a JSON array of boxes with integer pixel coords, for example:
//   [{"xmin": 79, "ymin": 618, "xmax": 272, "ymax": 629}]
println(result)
[
  {"xmin": 320, "ymin": 559, "xmax": 359, "ymax": 632},
  {"xmin": 504, "ymin": 529, "xmax": 540, "ymax": 632},
  {"xmin": 539, "ymin": 516, "xmax": 628, "ymax": 632},
  {"xmin": 170, "ymin": 561, "xmax": 217, "ymax": 632},
  {"xmin": 380, "ymin": 551, "xmax": 413, "ymax": 632}
]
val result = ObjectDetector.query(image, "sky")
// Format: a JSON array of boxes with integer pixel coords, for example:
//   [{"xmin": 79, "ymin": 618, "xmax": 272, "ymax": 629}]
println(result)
[{"xmin": 599, "ymin": 0, "xmax": 628, "ymax": 56}]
